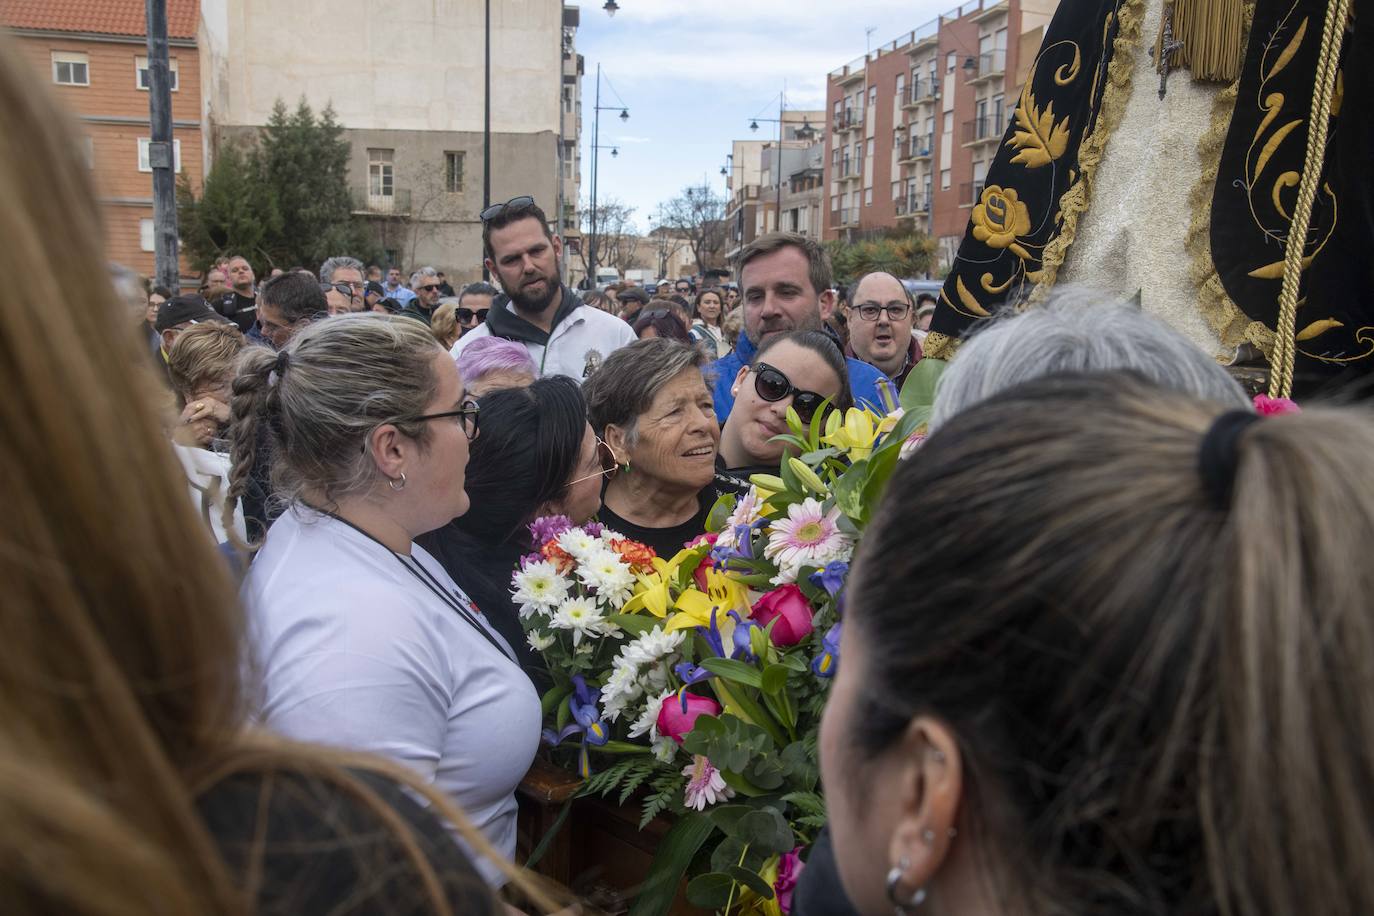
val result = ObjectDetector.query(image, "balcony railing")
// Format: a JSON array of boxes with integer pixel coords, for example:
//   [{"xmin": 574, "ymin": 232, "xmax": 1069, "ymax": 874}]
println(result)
[
  {"xmin": 961, "ymin": 116, "xmax": 1006, "ymax": 145},
  {"xmin": 837, "ymin": 207, "xmax": 851, "ymax": 227},
  {"xmin": 895, "ymin": 192, "xmax": 932, "ymax": 217},
  {"xmin": 352, "ymin": 187, "xmax": 412, "ymax": 216},
  {"xmin": 967, "ymin": 50, "xmax": 1006, "ymax": 81},
  {"xmin": 903, "ymin": 79, "xmax": 940, "ymax": 107},
  {"xmin": 901, "ymin": 132, "xmax": 935, "ymax": 161},
  {"xmin": 832, "ymin": 108, "xmax": 864, "ymax": 132},
  {"xmin": 958, "ymin": 181, "xmax": 987, "ymax": 206},
  {"xmin": 838, "ymin": 157, "xmax": 863, "ymax": 179}
]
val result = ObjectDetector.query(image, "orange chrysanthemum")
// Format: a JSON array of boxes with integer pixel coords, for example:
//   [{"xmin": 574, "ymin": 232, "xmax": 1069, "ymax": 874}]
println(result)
[
  {"xmin": 541, "ymin": 541, "xmax": 576, "ymax": 574},
  {"xmin": 609, "ymin": 538, "xmax": 657, "ymax": 572}
]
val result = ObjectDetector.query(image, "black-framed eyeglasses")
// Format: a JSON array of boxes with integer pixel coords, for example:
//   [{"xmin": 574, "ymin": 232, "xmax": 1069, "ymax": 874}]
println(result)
[
  {"xmin": 854, "ymin": 302, "xmax": 912, "ymax": 322},
  {"xmin": 321, "ymin": 282, "xmax": 361, "ymax": 299},
  {"xmin": 752, "ymin": 362, "xmax": 830, "ymax": 424},
  {"xmin": 456, "ymin": 307, "xmax": 490, "ymax": 323},
  {"xmin": 480, "ymin": 195, "xmax": 535, "ymax": 222},
  {"xmin": 403, "ymin": 399, "xmax": 481, "ymax": 440},
  {"xmin": 567, "ymin": 437, "xmax": 620, "ymax": 486}
]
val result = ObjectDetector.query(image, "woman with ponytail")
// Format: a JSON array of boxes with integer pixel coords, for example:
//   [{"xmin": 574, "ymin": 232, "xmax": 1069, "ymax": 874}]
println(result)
[
  {"xmin": 0, "ymin": 31, "xmax": 558, "ymax": 916},
  {"xmin": 821, "ymin": 371, "xmax": 1374, "ymax": 916}
]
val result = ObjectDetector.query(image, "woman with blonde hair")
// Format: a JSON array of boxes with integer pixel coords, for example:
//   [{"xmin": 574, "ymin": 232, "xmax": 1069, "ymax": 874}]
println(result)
[
  {"xmin": 431, "ymin": 298, "xmax": 462, "ymax": 349},
  {"xmin": 0, "ymin": 33, "xmax": 553, "ymax": 915}
]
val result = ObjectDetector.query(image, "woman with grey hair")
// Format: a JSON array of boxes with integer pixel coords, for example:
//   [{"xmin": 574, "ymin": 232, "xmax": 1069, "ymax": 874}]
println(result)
[
  {"xmin": 582, "ymin": 337, "xmax": 721, "ymax": 557},
  {"xmin": 225, "ymin": 313, "xmax": 540, "ymax": 886},
  {"xmin": 930, "ymin": 288, "xmax": 1251, "ymax": 429}
]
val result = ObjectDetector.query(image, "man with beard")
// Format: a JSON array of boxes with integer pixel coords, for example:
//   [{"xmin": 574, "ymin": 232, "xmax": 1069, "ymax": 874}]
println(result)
[
  {"xmin": 451, "ymin": 196, "xmax": 634, "ymax": 380},
  {"xmin": 846, "ymin": 271, "xmax": 922, "ymax": 392},
  {"xmin": 397, "ymin": 266, "xmax": 444, "ymax": 325},
  {"xmin": 706, "ymin": 232, "xmax": 893, "ymax": 422}
]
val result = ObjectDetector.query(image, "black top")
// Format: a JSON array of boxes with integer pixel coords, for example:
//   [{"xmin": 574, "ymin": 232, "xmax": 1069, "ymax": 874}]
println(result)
[
  {"xmin": 598, "ymin": 486, "xmax": 717, "ymax": 559},
  {"xmin": 714, "ymin": 457, "xmax": 775, "ymax": 498},
  {"xmin": 416, "ymin": 524, "xmax": 549, "ymax": 690},
  {"xmin": 791, "ymin": 825, "xmax": 860, "ymax": 916},
  {"xmin": 198, "ymin": 768, "xmax": 501, "ymax": 916},
  {"xmin": 215, "ymin": 290, "xmax": 259, "ymax": 333}
]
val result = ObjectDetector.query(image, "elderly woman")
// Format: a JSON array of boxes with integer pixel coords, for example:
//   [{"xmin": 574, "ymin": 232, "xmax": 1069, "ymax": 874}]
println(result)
[
  {"xmin": 454, "ymin": 336, "xmax": 539, "ymax": 397},
  {"xmin": 165, "ymin": 321, "xmax": 247, "ymax": 545},
  {"xmin": 582, "ymin": 337, "xmax": 720, "ymax": 558},
  {"xmin": 717, "ymin": 330, "xmax": 852, "ymax": 489}
]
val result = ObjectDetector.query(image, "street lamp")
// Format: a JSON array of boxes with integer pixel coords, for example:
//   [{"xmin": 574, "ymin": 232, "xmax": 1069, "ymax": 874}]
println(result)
[
  {"xmin": 588, "ymin": 64, "xmax": 628, "ymax": 288},
  {"xmin": 603, "ymin": 0, "xmax": 619, "ymax": 16},
  {"xmin": 747, "ymin": 86, "xmax": 816, "ymax": 228}
]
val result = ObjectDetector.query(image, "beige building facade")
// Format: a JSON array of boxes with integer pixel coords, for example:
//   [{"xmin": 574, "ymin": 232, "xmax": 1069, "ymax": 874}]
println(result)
[{"xmin": 199, "ymin": 0, "xmax": 577, "ymax": 282}]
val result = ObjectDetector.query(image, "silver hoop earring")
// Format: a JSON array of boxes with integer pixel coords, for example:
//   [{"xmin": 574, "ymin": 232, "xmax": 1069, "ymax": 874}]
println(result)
[
  {"xmin": 885, "ymin": 858, "xmax": 927, "ymax": 913},
  {"xmin": 388, "ymin": 472, "xmax": 407, "ymax": 491}
]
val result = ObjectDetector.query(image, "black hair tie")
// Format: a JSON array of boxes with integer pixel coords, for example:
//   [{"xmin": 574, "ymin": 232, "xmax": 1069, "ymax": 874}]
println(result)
[
  {"xmin": 1197, "ymin": 411, "xmax": 1260, "ymax": 510},
  {"xmin": 273, "ymin": 350, "xmax": 290, "ymax": 373}
]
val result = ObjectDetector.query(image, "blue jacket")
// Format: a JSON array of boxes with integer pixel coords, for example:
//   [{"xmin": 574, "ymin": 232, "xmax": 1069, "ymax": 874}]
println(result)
[{"xmin": 707, "ymin": 331, "xmax": 896, "ymax": 423}]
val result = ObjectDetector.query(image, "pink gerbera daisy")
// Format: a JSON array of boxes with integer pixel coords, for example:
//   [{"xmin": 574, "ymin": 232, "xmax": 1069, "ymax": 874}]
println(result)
[
  {"xmin": 683, "ymin": 755, "xmax": 734, "ymax": 811},
  {"xmin": 764, "ymin": 498, "xmax": 852, "ymax": 583}
]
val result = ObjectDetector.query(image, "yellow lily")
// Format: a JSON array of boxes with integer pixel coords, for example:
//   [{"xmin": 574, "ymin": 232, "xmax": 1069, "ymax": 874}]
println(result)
[
  {"xmin": 621, "ymin": 549, "xmax": 696, "ymax": 618},
  {"xmin": 822, "ymin": 407, "xmax": 881, "ymax": 461},
  {"xmin": 748, "ymin": 473, "xmax": 785, "ymax": 502},
  {"xmin": 788, "ymin": 457, "xmax": 828, "ymax": 496}
]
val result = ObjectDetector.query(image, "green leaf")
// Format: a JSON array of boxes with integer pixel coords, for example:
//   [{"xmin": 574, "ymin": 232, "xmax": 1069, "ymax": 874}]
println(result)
[
  {"xmin": 727, "ymin": 865, "xmax": 777, "ymax": 899},
  {"xmin": 898, "ymin": 356, "xmax": 946, "ymax": 412},
  {"xmin": 738, "ymin": 808, "xmax": 795, "ymax": 853},
  {"xmin": 706, "ymin": 492, "xmax": 738, "ymax": 533},
  {"xmin": 628, "ymin": 812, "xmax": 717, "ymax": 916},
  {"xmin": 701, "ymin": 657, "xmax": 764, "ymax": 688},
  {"xmin": 708, "ymin": 804, "xmax": 754, "ymax": 837},
  {"xmin": 609, "ymin": 614, "xmax": 658, "ymax": 636},
  {"xmin": 777, "ymin": 653, "xmax": 809, "ymax": 673},
  {"xmin": 598, "ymin": 740, "xmax": 655, "ymax": 755},
  {"xmin": 540, "ymin": 684, "xmax": 572, "ymax": 718},
  {"xmin": 760, "ymin": 664, "xmax": 790, "ymax": 695},
  {"xmin": 685, "ymin": 872, "xmax": 736, "ymax": 910},
  {"xmin": 799, "ymin": 447, "xmax": 841, "ymax": 466},
  {"xmin": 780, "ymin": 744, "xmax": 819, "ymax": 792},
  {"xmin": 719, "ymin": 769, "xmax": 767, "ymax": 797},
  {"xmin": 710, "ymin": 835, "xmax": 768, "ymax": 874},
  {"xmin": 832, "ymin": 464, "xmax": 868, "ymax": 521}
]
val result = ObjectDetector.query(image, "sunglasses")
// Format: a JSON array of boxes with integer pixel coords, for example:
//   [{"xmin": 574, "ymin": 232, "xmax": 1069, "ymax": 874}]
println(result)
[
  {"xmin": 567, "ymin": 437, "xmax": 621, "ymax": 486},
  {"xmin": 480, "ymin": 195, "xmax": 535, "ymax": 222},
  {"xmin": 416, "ymin": 284, "xmax": 442, "ymax": 293},
  {"xmin": 456, "ymin": 307, "xmax": 490, "ymax": 323},
  {"xmin": 320, "ymin": 282, "xmax": 361, "ymax": 299},
  {"xmin": 403, "ymin": 399, "xmax": 481, "ymax": 440},
  {"xmin": 752, "ymin": 362, "xmax": 830, "ymax": 424}
]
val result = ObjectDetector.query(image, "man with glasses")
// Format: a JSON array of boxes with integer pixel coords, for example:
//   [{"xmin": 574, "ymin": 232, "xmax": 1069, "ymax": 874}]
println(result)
[
  {"xmin": 706, "ymin": 232, "xmax": 894, "ymax": 422},
  {"xmin": 846, "ymin": 271, "xmax": 923, "ymax": 391},
  {"xmin": 257, "ymin": 271, "xmax": 327, "ymax": 350},
  {"xmin": 398, "ymin": 266, "xmax": 445, "ymax": 326},
  {"xmin": 450, "ymin": 196, "xmax": 635, "ymax": 381},
  {"xmin": 319, "ymin": 256, "xmax": 367, "ymax": 315}
]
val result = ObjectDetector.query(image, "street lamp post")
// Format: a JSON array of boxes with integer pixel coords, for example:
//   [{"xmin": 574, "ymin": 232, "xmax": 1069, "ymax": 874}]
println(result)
[
  {"xmin": 750, "ymin": 86, "xmax": 816, "ymax": 234},
  {"xmin": 588, "ymin": 63, "xmax": 628, "ymax": 287}
]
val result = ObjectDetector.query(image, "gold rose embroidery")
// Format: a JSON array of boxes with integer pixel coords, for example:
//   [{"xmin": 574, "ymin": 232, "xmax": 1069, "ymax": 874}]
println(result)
[{"xmin": 971, "ymin": 186, "xmax": 1033, "ymax": 256}]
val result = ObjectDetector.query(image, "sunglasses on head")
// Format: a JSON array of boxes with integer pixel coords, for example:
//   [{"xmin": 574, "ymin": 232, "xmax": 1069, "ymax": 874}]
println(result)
[
  {"xmin": 567, "ymin": 437, "xmax": 621, "ymax": 486},
  {"xmin": 480, "ymin": 195, "xmax": 536, "ymax": 222},
  {"xmin": 751, "ymin": 362, "xmax": 830, "ymax": 423},
  {"xmin": 456, "ymin": 307, "xmax": 489, "ymax": 323}
]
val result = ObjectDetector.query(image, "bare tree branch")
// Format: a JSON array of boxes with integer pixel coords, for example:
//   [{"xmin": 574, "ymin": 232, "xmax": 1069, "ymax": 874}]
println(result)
[{"xmin": 657, "ymin": 183, "xmax": 729, "ymax": 275}]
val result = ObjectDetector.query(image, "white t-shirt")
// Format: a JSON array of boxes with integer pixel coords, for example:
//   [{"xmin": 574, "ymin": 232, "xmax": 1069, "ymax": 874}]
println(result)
[
  {"xmin": 243, "ymin": 508, "xmax": 541, "ymax": 885},
  {"xmin": 451, "ymin": 302, "xmax": 636, "ymax": 381}
]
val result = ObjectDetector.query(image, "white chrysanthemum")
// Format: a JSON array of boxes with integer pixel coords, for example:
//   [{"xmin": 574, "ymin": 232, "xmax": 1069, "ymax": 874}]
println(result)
[
  {"xmin": 550, "ymin": 596, "xmax": 606, "ymax": 646},
  {"xmin": 527, "ymin": 631, "xmax": 556, "ymax": 652},
  {"xmin": 556, "ymin": 527, "xmax": 599, "ymax": 561},
  {"xmin": 598, "ymin": 527, "xmax": 626, "ymax": 545},
  {"xmin": 621, "ymin": 627, "xmax": 686, "ymax": 668},
  {"xmin": 652, "ymin": 736, "xmax": 678, "ymax": 763},
  {"xmin": 629, "ymin": 689, "xmax": 674, "ymax": 740},
  {"xmin": 577, "ymin": 548, "xmax": 636, "ymax": 604},
  {"xmin": 642, "ymin": 663, "xmax": 670, "ymax": 695},
  {"xmin": 511, "ymin": 560, "xmax": 569, "ymax": 618},
  {"xmin": 764, "ymin": 497, "xmax": 852, "ymax": 585},
  {"xmin": 600, "ymin": 662, "xmax": 644, "ymax": 722}
]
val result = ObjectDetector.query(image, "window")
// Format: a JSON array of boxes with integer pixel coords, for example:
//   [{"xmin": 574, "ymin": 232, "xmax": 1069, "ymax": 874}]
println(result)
[
  {"xmin": 444, "ymin": 151, "xmax": 464, "ymax": 192},
  {"xmin": 941, "ymin": 168, "xmax": 951, "ymax": 190},
  {"xmin": 137, "ymin": 137, "xmax": 182, "ymax": 172},
  {"xmin": 52, "ymin": 52, "xmax": 89, "ymax": 86},
  {"xmin": 943, "ymin": 111, "xmax": 954, "ymax": 132},
  {"xmin": 946, "ymin": 51, "xmax": 957, "ymax": 72},
  {"xmin": 832, "ymin": 147, "xmax": 840, "ymax": 167},
  {"xmin": 831, "ymin": 195, "xmax": 839, "ymax": 211},
  {"xmin": 140, "ymin": 218, "xmax": 155, "ymax": 252},
  {"xmin": 868, "ymin": 86, "xmax": 877, "ymax": 108},
  {"xmin": 136, "ymin": 56, "xmax": 179, "ymax": 91},
  {"xmin": 81, "ymin": 136, "xmax": 95, "ymax": 170},
  {"xmin": 866, "ymin": 138, "xmax": 874, "ymax": 156},
  {"xmin": 895, "ymin": 74, "xmax": 905, "ymax": 94},
  {"xmin": 864, "ymin": 188, "xmax": 873, "ymax": 207},
  {"xmin": 892, "ymin": 181, "xmax": 901, "ymax": 200},
  {"xmin": 562, "ymin": 88, "xmax": 572, "ymax": 112},
  {"xmin": 368, "ymin": 148, "xmax": 394, "ymax": 198}
]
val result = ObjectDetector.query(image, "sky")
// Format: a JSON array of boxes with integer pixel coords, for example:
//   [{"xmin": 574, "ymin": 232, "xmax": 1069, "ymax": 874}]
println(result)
[{"xmin": 574, "ymin": 0, "xmax": 954, "ymax": 233}]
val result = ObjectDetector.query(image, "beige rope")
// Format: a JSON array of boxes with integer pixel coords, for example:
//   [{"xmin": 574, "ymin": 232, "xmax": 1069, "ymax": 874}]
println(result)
[
  {"xmin": 1269, "ymin": 0, "xmax": 1350, "ymax": 398},
  {"xmin": 1155, "ymin": 0, "xmax": 1246, "ymax": 83}
]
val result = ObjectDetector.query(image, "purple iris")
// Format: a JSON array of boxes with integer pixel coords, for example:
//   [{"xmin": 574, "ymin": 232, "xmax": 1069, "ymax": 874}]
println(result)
[
  {"xmin": 527, "ymin": 514, "xmax": 573, "ymax": 546},
  {"xmin": 808, "ymin": 561, "xmax": 849, "ymax": 598},
  {"xmin": 675, "ymin": 607, "xmax": 755, "ymax": 685},
  {"xmin": 728, "ymin": 610, "xmax": 760, "ymax": 662},
  {"xmin": 541, "ymin": 675, "xmax": 609, "ymax": 777},
  {"xmin": 710, "ymin": 519, "xmax": 767, "ymax": 569},
  {"xmin": 811, "ymin": 623, "xmax": 842, "ymax": 679}
]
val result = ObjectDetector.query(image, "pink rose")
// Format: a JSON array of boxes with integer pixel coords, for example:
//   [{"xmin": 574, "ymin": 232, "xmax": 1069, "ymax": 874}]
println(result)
[
  {"xmin": 657, "ymin": 691, "xmax": 722, "ymax": 744},
  {"xmin": 1253, "ymin": 394, "xmax": 1300, "ymax": 416},
  {"xmin": 750, "ymin": 584, "xmax": 815, "ymax": 647},
  {"xmin": 775, "ymin": 847, "xmax": 805, "ymax": 914}
]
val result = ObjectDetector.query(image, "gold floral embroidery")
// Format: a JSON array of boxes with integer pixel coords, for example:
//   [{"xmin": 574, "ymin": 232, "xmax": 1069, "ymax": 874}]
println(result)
[
  {"xmin": 1007, "ymin": 81, "xmax": 1072, "ymax": 168},
  {"xmin": 971, "ymin": 186, "xmax": 1033, "ymax": 250}
]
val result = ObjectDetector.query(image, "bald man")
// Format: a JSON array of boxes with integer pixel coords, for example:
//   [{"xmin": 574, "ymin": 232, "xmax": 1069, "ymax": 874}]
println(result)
[{"xmin": 846, "ymin": 271, "xmax": 922, "ymax": 391}]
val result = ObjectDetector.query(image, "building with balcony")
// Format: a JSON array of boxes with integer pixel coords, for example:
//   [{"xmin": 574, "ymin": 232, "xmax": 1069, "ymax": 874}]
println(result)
[
  {"xmin": 723, "ymin": 111, "xmax": 823, "ymax": 260},
  {"xmin": 1, "ymin": 0, "xmax": 205, "ymax": 282},
  {"xmin": 200, "ymin": 0, "xmax": 573, "ymax": 281},
  {"xmin": 821, "ymin": 0, "xmax": 1058, "ymax": 269}
]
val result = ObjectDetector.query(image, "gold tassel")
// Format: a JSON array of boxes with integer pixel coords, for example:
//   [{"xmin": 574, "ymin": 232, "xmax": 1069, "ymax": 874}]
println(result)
[{"xmin": 1156, "ymin": 0, "xmax": 1247, "ymax": 83}]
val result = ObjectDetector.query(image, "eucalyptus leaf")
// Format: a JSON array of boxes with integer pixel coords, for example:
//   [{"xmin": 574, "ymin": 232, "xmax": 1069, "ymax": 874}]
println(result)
[
  {"xmin": 685, "ymin": 873, "xmax": 735, "ymax": 910},
  {"xmin": 727, "ymin": 865, "xmax": 777, "ymax": 899},
  {"xmin": 738, "ymin": 807, "xmax": 795, "ymax": 853}
]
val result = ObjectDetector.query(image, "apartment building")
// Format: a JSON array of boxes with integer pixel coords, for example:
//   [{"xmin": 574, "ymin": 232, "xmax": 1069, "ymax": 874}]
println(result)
[
  {"xmin": 822, "ymin": 0, "xmax": 1058, "ymax": 267},
  {"xmin": 1, "ymin": 0, "xmax": 204, "ymax": 281},
  {"xmin": 199, "ymin": 0, "xmax": 575, "ymax": 282},
  {"xmin": 723, "ymin": 110, "xmax": 824, "ymax": 259}
]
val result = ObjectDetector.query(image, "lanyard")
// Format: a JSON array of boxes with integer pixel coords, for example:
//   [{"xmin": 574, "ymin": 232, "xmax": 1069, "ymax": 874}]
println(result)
[{"xmin": 317, "ymin": 509, "xmax": 517, "ymax": 664}]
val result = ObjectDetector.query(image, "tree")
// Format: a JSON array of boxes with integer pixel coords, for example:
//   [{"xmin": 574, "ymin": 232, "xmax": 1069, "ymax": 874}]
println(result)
[
  {"xmin": 179, "ymin": 97, "xmax": 378, "ymax": 275},
  {"xmin": 825, "ymin": 233, "xmax": 939, "ymax": 285},
  {"xmin": 658, "ymin": 184, "xmax": 728, "ymax": 274},
  {"xmin": 647, "ymin": 216, "xmax": 686, "ymax": 279},
  {"xmin": 578, "ymin": 198, "xmax": 638, "ymax": 278}
]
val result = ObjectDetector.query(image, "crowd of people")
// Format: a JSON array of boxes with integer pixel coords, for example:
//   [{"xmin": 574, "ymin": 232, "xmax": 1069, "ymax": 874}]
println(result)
[{"xmin": 9, "ymin": 28, "xmax": 1374, "ymax": 916}]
